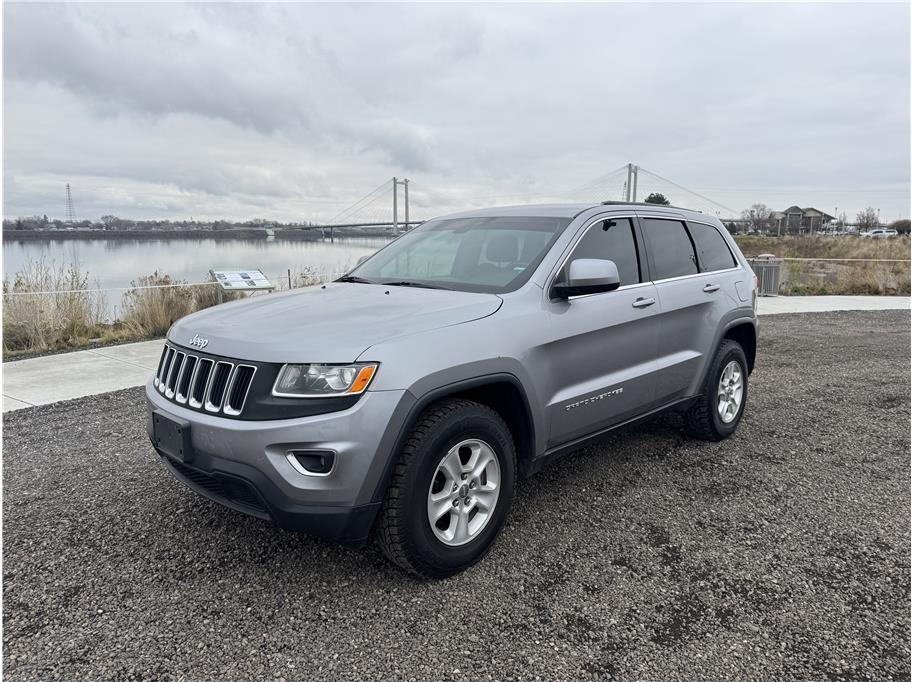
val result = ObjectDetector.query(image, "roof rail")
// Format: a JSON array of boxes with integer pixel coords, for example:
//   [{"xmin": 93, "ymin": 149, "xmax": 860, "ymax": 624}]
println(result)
[{"xmin": 600, "ymin": 200, "xmax": 702, "ymax": 213}]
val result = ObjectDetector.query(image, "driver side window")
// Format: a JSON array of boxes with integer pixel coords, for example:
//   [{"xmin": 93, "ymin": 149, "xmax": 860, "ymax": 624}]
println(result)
[{"xmin": 563, "ymin": 217, "xmax": 641, "ymax": 286}]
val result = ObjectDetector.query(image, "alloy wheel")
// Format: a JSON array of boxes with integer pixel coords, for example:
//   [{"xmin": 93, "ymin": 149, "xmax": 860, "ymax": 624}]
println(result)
[{"xmin": 426, "ymin": 439, "xmax": 501, "ymax": 547}]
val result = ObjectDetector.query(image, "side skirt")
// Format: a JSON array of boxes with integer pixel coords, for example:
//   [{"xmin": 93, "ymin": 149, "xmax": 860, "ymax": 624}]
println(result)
[{"xmin": 525, "ymin": 395, "xmax": 697, "ymax": 476}]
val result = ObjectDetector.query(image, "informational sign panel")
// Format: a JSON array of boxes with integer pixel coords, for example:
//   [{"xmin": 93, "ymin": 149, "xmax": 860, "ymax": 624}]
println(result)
[{"xmin": 209, "ymin": 268, "xmax": 274, "ymax": 291}]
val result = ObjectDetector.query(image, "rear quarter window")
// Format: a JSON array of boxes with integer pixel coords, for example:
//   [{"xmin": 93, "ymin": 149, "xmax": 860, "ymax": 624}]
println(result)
[{"xmin": 688, "ymin": 222, "xmax": 738, "ymax": 272}]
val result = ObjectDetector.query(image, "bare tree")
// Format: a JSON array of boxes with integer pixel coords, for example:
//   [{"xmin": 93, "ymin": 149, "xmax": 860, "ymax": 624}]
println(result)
[
  {"xmin": 856, "ymin": 206, "xmax": 879, "ymax": 231},
  {"xmin": 740, "ymin": 203, "xmax": 773, "ymax": 232}
]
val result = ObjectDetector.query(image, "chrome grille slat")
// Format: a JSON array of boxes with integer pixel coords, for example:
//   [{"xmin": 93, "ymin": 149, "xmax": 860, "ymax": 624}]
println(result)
[
  {"xmin": 158, "ymin": 347, "xmax": 175, "ymax": 394},
  {"xmin": 165, "ymin": 352, "xmax": 185, "ymax": 399},
  {"xmin": 175, "ymin": 355, "xmax": 197, "ymax": 404},
  {"xmin": 204, "ymin": 361, "xmax": 234, "ymax": 412},
  {"xmin": 154, "ymin": 345, "xmax": 169, "ymax": 388},
  {"xmin": 153, "ymin": 344, "xmax": 255, "ymax": 417},
  {"xmin": 223, "ymin": 365, "xmax": 256, "ymax": 416},
  {"xmin": 189, "ymin": 358, "xmax": 214, "ymax": 408}
]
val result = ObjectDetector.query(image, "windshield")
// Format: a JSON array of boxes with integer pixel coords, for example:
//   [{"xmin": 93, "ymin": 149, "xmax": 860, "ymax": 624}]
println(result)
[{"xmin": 346, "ymin": 215, "xmax": 571, "ymax": 294}]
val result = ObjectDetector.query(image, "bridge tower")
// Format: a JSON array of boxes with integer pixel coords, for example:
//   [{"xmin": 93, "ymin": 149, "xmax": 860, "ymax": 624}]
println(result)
[
  {"xmin": 392, "ymin": 177, "xmax": 410, "ymax": 232},
  {"xmin": 624, "ymin": 164, "xmax": 640, "ymax": 202}
]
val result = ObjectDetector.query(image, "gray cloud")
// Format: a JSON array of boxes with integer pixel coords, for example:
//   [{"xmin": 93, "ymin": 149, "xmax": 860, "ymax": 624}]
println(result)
[{"xmin": 3, "ymin": 2, "xmax": 910, "ymax": 222}]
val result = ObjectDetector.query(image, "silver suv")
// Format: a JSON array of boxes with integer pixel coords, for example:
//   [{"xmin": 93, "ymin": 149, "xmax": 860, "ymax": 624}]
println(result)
[{"xmin": 147, "ymin": 202, "xmax": 758, "ymax": 577}]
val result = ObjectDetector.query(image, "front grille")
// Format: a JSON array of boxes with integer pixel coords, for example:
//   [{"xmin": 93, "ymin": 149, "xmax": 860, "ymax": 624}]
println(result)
[
  {"xmin": 164, "ymin": 457, "xmax": 266, "ymax": 513},
  {"xmin": 154, "ymin": 343, "xmax": 256, "ymax": 417}
]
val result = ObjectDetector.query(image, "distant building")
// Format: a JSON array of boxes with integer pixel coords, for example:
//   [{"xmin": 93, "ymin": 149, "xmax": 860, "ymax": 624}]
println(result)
[{"xmin": 770, "ymin": 206, "xmax": 835, "ymax": 234}]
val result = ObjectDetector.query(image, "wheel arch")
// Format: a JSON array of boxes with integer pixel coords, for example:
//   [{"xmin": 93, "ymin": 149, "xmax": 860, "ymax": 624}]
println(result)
[
  {"xmin": 369, "ymin": 373, "xmax": 538, "ymax": 505},
  {"xmin": 723, "ymin": 319, "xmax": 757, "ymax": 374}
]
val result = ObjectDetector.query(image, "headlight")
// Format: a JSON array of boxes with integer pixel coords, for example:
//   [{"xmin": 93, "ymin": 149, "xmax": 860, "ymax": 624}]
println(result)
[{"xmin": 272, "ymin": 363, "xmax": 378, "ymax": 397}]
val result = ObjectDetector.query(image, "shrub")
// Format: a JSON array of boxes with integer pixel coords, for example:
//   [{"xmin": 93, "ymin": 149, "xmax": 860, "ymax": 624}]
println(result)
[
  {"xmin": 120, "ymin": 272, "xmax": 196, "ymax": 338},
  {"xmin": 189, "ymin": 277, "xmax": 243, "ymax": 310},
  {"xmin": 120, "ymin": 273, "xmax": 250, "ymax": 338}
]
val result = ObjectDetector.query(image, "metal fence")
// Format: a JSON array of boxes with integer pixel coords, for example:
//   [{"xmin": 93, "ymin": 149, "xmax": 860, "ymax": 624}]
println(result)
[{"xmin": 747, "ymin": 255, "xmax": 782, "ymax": 296}]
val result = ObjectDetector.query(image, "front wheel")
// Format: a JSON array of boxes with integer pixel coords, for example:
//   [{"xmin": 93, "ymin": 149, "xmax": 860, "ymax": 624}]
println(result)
[
  {"xmin": 376, "ymin": 398, "xmax": 516, "ymax": 578},
  {"xmin": 684, "ymin": 339, "xmax": 748, "ymax": 441}
]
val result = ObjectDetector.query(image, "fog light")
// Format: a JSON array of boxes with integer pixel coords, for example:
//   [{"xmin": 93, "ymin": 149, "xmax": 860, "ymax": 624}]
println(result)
[{"xmin": 287, "ymin": 449, "xmax": 335, "ymax": 476}]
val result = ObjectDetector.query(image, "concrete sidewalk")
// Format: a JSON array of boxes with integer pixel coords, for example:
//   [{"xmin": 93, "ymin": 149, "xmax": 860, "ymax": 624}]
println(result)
[
  {"xmin": 3, "ymin": 340, "xmax": 164, "ymax": 412},
  {"xmin": 757, "ymin": 295, "xmax": 910, "ymax": 315},
  {"xmin": 3, "ymin": 296, "xmax": 909, "ymax": 413}
]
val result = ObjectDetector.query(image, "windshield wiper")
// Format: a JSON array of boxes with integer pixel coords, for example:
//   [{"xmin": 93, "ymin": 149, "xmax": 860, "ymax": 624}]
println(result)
[
  {"xmin": 335, "ymin": 275, "xmax": 377, "ymax": 284},
  {"xmin": 384, "ymin": 280, "xmax": 451, "ymax": 290}
]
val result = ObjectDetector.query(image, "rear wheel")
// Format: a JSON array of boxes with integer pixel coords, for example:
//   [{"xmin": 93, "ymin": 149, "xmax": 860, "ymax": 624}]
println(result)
[
  {"xmin": 377, "ymin": 398, "xmax": 516, "ymax": 578},
  {"xmin": 684, "ymin": 339, "xmax": 748, "ymax": 441}
]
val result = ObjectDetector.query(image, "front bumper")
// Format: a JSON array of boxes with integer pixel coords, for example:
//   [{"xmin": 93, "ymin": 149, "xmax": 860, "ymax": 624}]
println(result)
[{"xmin": 145, "ymin": 381, "xmax": 413, "ymax": 546}]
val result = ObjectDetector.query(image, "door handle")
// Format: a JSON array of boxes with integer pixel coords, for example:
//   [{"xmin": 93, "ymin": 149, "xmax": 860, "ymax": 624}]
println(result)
[
  {"xmin": 632, "ymin": 297, "xmax": 656, "ymax": 308},
  {"xmin": 703, "ymin": 283, "xmax": 721, "ymax": 293}
]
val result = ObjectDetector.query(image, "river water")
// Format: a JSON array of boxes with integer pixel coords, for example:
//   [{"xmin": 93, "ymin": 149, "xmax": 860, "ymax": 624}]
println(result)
[{"xmin": 3, "ymin": 236, "xmax": 393, "ymax": 318}]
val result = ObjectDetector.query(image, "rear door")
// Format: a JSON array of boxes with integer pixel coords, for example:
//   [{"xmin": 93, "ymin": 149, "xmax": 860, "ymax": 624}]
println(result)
[
  {"xmin": 544, "ymin": 214, "xmax": 661, "ymax": 448},
  {"xmin": 638, "ymin": 215, "xmax": 741, "ymax": 403}
]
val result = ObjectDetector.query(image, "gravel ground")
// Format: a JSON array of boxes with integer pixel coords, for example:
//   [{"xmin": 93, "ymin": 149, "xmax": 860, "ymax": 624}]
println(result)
[{"xmin": 3, "ymin": 310, "xmax": 910, "ymax": 681}]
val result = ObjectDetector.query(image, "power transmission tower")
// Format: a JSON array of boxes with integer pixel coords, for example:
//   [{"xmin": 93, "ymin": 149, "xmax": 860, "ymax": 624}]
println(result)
[{"xmin": 65, "ymin": 183, "xmax": 76, "ymax": 223}]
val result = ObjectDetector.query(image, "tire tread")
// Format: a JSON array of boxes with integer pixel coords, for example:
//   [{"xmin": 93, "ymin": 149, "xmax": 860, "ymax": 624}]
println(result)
[
  {"xmin": 684, "ymin": 339, "xmax": 745, "ymax": 441},
  {"xmin": 376, "ymin": 398, "xmax": 514, "ymax": 577}
]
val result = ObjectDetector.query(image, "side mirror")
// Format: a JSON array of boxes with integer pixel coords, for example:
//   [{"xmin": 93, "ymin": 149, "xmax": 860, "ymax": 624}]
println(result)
[
  {"xmin": 356, "ymin": 255, "xmax": 370, "ymax": 266},
  {"xmin": 552, "ymin": 258, "xmax": 621, "ymax": 299}
]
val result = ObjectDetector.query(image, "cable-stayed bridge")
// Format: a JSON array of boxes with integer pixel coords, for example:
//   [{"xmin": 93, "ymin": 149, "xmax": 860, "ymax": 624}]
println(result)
[
  {"xmin": 300, "ymin": 164, "xmax": 739, "ymax": 235},
  {"xmin": 559, "ymin": 163, "xmax": 738, "ymax": 218}
]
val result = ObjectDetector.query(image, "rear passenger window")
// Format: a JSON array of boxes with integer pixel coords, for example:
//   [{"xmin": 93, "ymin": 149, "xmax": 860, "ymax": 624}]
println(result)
[
  {"xmin": 640, "ymin": 218, "xmax": 698, "ymax": 279},
  {"xmin": 688, "ymin": 222, "xmax": 737, "ymax": 272},
  {"xmin": 565, "ymin": 217, "xmax": 641, "ymax": 286}
]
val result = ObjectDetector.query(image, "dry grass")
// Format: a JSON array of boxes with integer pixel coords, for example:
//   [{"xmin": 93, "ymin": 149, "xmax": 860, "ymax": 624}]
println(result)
[
  {"xmin": 3, "ymin": 261, "xmax": 344, "ymax": 357},
  {"xmin": 119, "ymin": 273, "xmax": 256, "ymax": 338},
  {"xmin": 272, "ymin": 264, "xmax": 350, "ymax": 291},
  {"xmin": 3, "ymin": 259, "xmax": 108, "ymax": 354},
  {"xmin": 737, "ymin": 235, "xmax": 911, "ymax": 295},
  {"xmin": 735, "ymin": 234, "xmax": 910, "ymax": 260},
  {"xmin": 778, "ymin": 260, "xmax": 911, "ymax": 296},
  {"xmin": 119, "ymin": 273, "xmax": 197, "ymax": 338}
]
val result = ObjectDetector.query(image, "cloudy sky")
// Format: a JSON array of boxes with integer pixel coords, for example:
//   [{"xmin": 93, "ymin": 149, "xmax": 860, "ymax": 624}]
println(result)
[{"xmin": 3, "ymin": 2, "xmax": 910, "ymax": 223}]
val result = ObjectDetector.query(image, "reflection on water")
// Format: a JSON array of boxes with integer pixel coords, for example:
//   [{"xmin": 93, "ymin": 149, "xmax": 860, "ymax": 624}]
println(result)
[
  {"xmin": 3, "ymin": 236, "xmax": 392, "ymax": 287},
  {"xmin": 2, "ymin": 236, "xmax": 393, "ymax": 317}
]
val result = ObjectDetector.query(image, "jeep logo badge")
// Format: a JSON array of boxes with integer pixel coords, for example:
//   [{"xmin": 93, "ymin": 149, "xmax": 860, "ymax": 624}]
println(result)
[{"xmin": 189, "ymin": 334, "xmax": 209, "ymax": 350}]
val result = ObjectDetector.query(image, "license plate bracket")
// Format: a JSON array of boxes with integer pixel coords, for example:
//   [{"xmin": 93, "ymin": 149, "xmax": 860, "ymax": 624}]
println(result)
[{"xmin": 152, "ymin": 411, "xmax": 193, "ymax": 463}]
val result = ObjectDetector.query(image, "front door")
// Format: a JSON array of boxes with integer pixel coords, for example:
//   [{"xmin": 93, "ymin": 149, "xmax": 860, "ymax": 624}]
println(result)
[{"xmin": 544, "ymin": 215, "xmax": 661, "ymax": 448}]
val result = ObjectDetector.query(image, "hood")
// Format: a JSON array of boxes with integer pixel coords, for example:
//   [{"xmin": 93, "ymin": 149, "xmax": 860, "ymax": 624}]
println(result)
[{"xmin": 168, "ymin": 282, "xmax": 503, "ymax": 363}]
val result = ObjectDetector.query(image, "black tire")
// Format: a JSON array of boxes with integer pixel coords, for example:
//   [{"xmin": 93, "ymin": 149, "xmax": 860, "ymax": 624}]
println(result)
[
  {"xmin": 684, "ymin": 339, "xmax": 748, "ymax": 441},
  {"xmin": 376, "ymin": 398, "xmax": 516, "ymax": 579}
]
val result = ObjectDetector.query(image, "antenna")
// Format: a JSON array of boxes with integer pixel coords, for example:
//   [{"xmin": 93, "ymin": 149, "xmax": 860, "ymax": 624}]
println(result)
[{"xmin": 65, "ymin": 183, "xmax": 76, "ymax": 223}]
